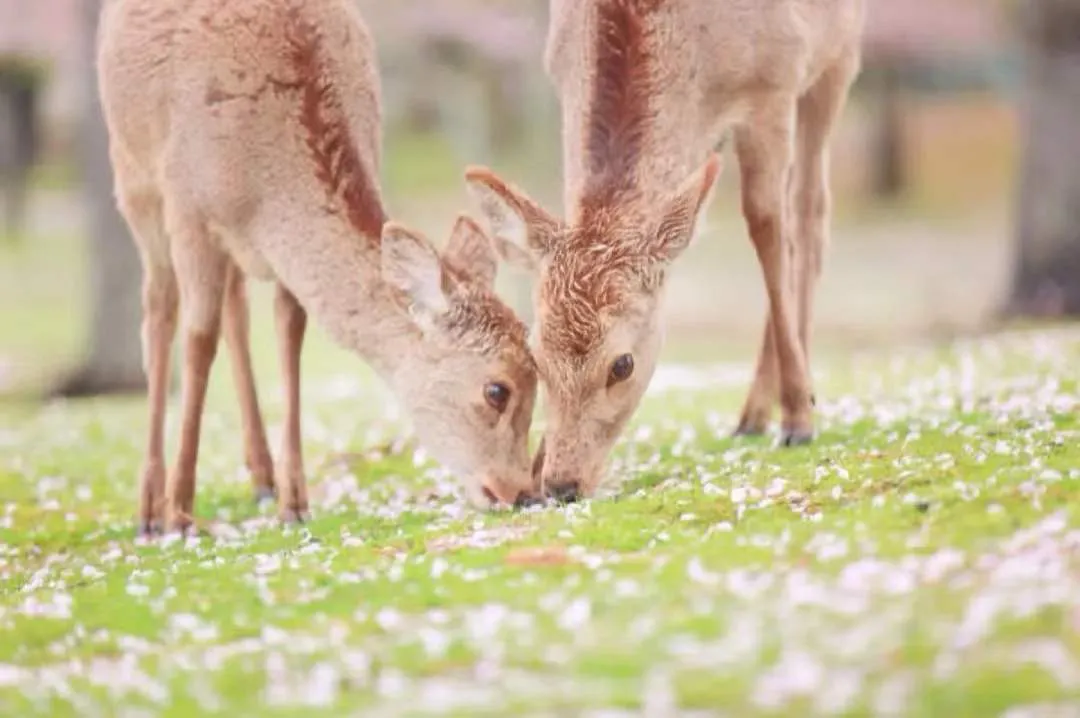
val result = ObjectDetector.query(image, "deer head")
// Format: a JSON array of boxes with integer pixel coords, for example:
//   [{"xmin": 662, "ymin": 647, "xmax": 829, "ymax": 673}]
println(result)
[
  {"xmin": 381, "ymin": 215, "xmax": 539, "ymax": 509},
  {"xmin": 465, "ymin": 154, "xmax": 722, "ymax": 501}
]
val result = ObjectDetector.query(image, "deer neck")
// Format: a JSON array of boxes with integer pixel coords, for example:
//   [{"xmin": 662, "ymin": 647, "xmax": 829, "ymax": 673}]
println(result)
[
  {"xmin": 552, "ymin": 1, "xmax": 715, "ymax": 222},
  {"xmin": 252, "ymin": 204, "xmax": 423, "ymax": 382}
]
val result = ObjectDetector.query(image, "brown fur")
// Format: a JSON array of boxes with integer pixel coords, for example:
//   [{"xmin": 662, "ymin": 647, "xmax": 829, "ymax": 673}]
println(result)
[
  {"xmin": 540, "ymin": 213, "xmax": 659, "ymax": 359},
  {"xmin": 98, "ymin": 0, "xmax": 539, "ymax": 533},
  {"xmin": 582, "ymin": 0, "xmax": 662, "ymax": 206},
  {"xmin": 281, "ymin": 7, "xmax": 386, "ymax": 242},
  {"xmin": 468, "ymin": 0, "xmax": 865, "ymax": 499}
]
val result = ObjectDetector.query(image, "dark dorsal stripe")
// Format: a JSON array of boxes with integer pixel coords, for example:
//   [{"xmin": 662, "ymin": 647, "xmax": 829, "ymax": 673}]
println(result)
[
  {"xmin": 283, "ymin": 7, "xmax": 387, "ymax": 242},
  {"xmin": 583, "ymin": 0, "xmax": 663, "ymax": 210}
]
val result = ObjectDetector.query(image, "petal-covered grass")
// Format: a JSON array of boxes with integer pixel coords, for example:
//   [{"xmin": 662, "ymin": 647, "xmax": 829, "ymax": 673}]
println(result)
[{"xmin": 2, "ymin": 322, "xmax": 1079, "ymax": 716}]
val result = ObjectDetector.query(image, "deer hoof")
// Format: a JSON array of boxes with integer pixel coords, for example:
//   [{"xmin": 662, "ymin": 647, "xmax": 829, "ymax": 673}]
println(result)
[
  {"xmin": 279, "ymin": 508, "xmax": 310, "ymax": 525},
  {"xmin": 166, "ymin": 521, "xmax": 196, "ymax": 538},
  {"xmin": 780, "ymin": 429, "xmax": 814, "ymax": 447},
  {"xmin": 254, "ymin": 486, "xmax": 276, "ymax": 505},
  {"xmin": 136, "ymin": 520, "xmax": 163, "ymax": 539},
  {"xmin": 732, "ymin": 422, "xmax": 768, "ymax": 438}
]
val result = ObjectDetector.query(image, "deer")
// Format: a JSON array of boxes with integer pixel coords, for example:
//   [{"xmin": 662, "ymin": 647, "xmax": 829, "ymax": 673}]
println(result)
[
  {"xmin": 96, "ymin": 0, "xmax": 540, "ymax": 536},
  {"xmin": 466, "ymin": 0, "xmax": 866, "ymax": 502}
]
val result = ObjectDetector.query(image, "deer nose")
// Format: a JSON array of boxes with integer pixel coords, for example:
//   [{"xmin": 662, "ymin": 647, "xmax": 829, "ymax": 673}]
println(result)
[
  {"xmin": 547, "ymin": 479, "xmax": 581, "ymax": 504},
  {"xmin": 482, "ymin": 482, "xmax": 539, "ymax": 509},
  {"xmin": 513, "ymin": 491, "xmax": 543, "ymax": 509}
]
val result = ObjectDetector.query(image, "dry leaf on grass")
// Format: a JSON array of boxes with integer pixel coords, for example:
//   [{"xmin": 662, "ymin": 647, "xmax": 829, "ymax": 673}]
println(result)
[{"xmin": 504, "ymin": 546, "xmax": 573, "ymax": 566}]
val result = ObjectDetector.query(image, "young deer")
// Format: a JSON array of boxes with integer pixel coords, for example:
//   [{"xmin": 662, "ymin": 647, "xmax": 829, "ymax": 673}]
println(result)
[
  {"xmin": 97, "ymin": 0, "xmax": 539, "ymax": 535},
  {"xmin": 467, "ymin": 0, "xmax": 865, "ymax": 501}
]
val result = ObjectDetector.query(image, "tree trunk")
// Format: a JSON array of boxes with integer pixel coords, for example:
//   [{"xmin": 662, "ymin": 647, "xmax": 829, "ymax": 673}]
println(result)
[
  {"xmin": 1007, "ymin": 0, "xmax": 1080, "ymax": 317},
  {"xmin": 50, "ymin": 0, "xmax": 145, "ymax": 397},
  {"xmin": 480, "ymin": 62, "xmax": 524, "ymax": 158},
  {"xmin": 0, "ymin": 69, "xmax": 40, "ymax": 240},
  {"xmin": 870, "ymin": 58, "xmax": 906, "ymax": 200}
]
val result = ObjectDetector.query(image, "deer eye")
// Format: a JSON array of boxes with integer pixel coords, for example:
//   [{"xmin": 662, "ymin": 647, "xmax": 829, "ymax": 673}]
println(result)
[
  {"xmin": 484, "ymin": 382, "xmax": 511, "ymax": 413},
  {"xmin": 608, "ymin": 353, "xmax": 635, "ymax": 386}
]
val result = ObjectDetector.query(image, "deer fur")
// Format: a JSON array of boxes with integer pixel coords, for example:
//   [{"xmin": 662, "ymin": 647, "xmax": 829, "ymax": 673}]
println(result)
[
  {"xmin": 97, "ymin": 0, "xmax": 539, "ymax": 534},
  {"xmin": 467, "ymin": 0, "xmax": 865, "ymax": 500}
]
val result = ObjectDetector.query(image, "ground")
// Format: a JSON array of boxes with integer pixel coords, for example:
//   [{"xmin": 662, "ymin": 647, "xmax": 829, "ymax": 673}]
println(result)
[
  {"xmin": 1, "ymin": 315, "xmax": 1079, "ymax": 715},
  {"xmin": 3, "ymin": 92, "xmax": 1077, "ymax": 715}
]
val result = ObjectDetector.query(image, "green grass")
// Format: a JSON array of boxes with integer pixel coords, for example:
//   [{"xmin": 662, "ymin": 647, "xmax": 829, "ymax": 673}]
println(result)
[
  {"xmin": 0, "ymin": 108, "xmax": 1068, "ymax": 712},
  {"xmin": 1, "ymin": 309, "xmax": 1080, "ymax": 714},
  {"xmin": 0, "ymin": 228, "xmax": 87, "ymax": 392}
]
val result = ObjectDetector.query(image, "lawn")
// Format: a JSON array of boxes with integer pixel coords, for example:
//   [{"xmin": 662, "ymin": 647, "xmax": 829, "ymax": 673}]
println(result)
[
  {"xmin": 1, "ymin": 306, "xmax": 1079, "ymax": 714},
  {"xmin": 0, "ymin": 98, "xmax": 1072, "ymax": 714}
]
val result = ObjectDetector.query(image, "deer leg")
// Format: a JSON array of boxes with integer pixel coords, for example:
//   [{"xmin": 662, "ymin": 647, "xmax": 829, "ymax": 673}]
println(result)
[
  {"xmin": 222, "ymin": 263, "xmax": 275, "ymax": 503},
  {"xmin": 165, "ymin": 216, "xmax": 228, "ymax": 534},
  {"xmin": 734, "ymin": 314, "xmax": 779, "ymax": 436},
  {"xmin": 735, "ymin": 166, "xmax": 801, "ymax": 437},
  {"xmin": 136, "ymin": 265, "xmax": 178, "ymax": 535},
  {"xmin": 116, "ymin": 188, "xmax": 177, "ymax": 536},
  {"xmin": 792, "ymin": 56, "xmax": 860, "ymax": 391},
  {"xmin": 274, "ymin": 283, "xmax": 309, "ymax": 523},
  {"xmin": 736, "ymin": 151, "xmax": 807, "ymax": 437},
  {"xmin": 734, "ymin": 107, "xmax": 814, "ymax": 446}
]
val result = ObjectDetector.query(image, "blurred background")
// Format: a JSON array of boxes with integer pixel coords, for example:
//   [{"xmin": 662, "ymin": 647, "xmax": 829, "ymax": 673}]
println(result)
[{"xmin": 0, "ymin": 0, "xmax": 1075, "ymax": 400}]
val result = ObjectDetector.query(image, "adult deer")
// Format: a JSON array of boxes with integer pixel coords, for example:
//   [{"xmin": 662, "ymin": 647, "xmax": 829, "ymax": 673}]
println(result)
[
  {"xmin": 97, "ymin": 0, "xmax": 539, "ymax": 535},
  {"xmin": 467, "ymin": 0, "xmax": 865, "ymax": 501}
]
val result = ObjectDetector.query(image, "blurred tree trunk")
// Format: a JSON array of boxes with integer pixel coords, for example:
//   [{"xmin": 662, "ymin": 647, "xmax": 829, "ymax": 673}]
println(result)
[
  {"xmin": 1007, "ymin": 0, "xmax": 1080, "ymax": 317},
  {"xmin": 870, "ymin": 59, "xmax": 906, "ymax": 200},
  {"xmin": 0, "ymin": 63, "xmax": 41, "ymax": 240},
  {"xmin": 479, "ymin": 63, "xmax": 524, "ymax": 158},
  {"xmin": 51, "ymin": 0, "xmax": 145, "ymax": 397}
]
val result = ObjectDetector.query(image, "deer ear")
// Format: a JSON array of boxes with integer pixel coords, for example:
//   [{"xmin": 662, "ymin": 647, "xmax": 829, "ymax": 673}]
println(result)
[
  {"xmin": 648, "ymin": 153, "xmax": 723, "ymax": 264},
  {"xmin": 489, "ymin": 234, "xmax": 538, "ymax": 274},
  {"xmin": 381, "ymin": 222, "xmax": 450, "ymax": 320},
  {"xmin": 464, "ymin": 166, "xmax": 562, "ymax": 274},
  {"xmin": 443, "ymin": 214, "xmax": 497, "ymax": 291}
]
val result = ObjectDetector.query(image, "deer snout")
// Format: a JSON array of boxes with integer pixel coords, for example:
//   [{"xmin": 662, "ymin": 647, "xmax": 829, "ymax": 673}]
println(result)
[
  {"xmin": 537, "ymin": 442, "xmax": 589, "ymax": 503},
  {"xmin": 480, "ymin": 478, "xmax": 540, "ymax": 510},
  {"xmin": 544, "ymin": 476, "xmax": 582, "ymax": 504}
]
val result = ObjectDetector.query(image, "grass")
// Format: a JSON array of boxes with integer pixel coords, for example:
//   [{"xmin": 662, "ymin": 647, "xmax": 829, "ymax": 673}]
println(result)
[
  {"xmin": 0, "ymin": 228, "xmax": 86, "ymax": 391},
  {"xmin": 0, "ymin": 90, "xmax": 1066, "ymax": 715},
  {"xmin": 1, "ymin": 309, "xmax": 1079, "ymax": 714}
]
